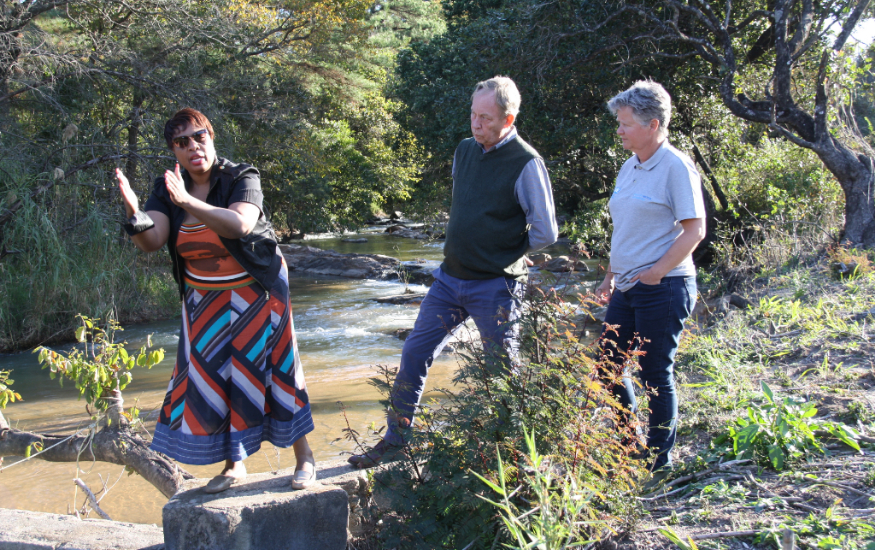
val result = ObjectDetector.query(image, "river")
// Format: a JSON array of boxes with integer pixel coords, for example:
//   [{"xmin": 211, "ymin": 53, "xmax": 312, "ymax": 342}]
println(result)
[{"xmin": 0, "ymin": 231, "xmax": 589, "ymax": 525}]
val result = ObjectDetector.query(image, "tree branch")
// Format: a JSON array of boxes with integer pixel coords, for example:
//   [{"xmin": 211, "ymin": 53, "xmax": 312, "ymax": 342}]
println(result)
[{"xmin": 0, "ymin": 425, "xmax": 192, "ymax": 498}]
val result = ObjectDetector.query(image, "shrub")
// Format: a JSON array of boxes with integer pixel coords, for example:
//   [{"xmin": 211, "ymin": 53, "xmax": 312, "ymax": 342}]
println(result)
[{"xmin": 349, "ymin": 287, "xmax": 648, "ymax": 549}]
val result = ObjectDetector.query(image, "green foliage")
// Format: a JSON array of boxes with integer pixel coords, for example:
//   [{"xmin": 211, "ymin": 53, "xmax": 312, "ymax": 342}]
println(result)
[
  {"xmin": 0, "ymin": 182, "xmax": 178, "ymax": 351},
  {"xmin": 472, "ymin": 428, "xmax": 606, "ymax": 549},
  {"xmin": 758, "ymin": 503, "xmax": 875, "ymax": 550},
  {"xmin": 0, "ymin": 369, "xmax": 22, "ymax": 409},
  {"xmin": 560, "ymin": 199, "xmax": 611, "ymax": 256},
  {"xmin": 355, "ymin": 288, "xmax": 646, "ymax": 548},
  {"xmin": 34, "ymin": 316, "xmax": 164, "ymax": 411},
  {"xmin": 712, "ymin": 382, "xmax": 860, "ymax": 470}
]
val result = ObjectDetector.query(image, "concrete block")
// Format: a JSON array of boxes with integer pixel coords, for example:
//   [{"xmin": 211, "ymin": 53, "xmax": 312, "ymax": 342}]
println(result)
[
  {"xmin": 315, "ymin": 460, "xmax": 370, "ymax": 536},
  {"xmin": 163, "ymin": 465, "xmax": 352, "ymax": 550},
  {"xmin": 0, "ymin": 508, "xmax": 164, "ymax": 550}
]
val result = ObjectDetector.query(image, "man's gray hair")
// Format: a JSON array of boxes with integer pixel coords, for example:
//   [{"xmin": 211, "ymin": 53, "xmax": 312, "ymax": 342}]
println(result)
[
  {"xmin": 472, "ymin": 76, "xmax": 521, "ymax": 118},
  {"xmin": 607, "ymin": 80, "xmax": 672, "ymax": 137}
]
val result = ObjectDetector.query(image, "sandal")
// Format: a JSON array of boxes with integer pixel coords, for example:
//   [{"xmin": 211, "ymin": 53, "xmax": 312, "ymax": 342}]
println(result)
[
  {"xmin": 291, "ymin": 463, "xmax": 317, "ymax": 490},
  {"xmin": 203, "ymin": 474, "xmax": 240, "ymax": 494}
]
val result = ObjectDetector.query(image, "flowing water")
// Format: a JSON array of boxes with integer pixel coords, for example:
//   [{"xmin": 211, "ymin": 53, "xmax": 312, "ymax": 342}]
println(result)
[{"xmin": 0, "ymin": 232, "xmax": 588, "ymax": 524}]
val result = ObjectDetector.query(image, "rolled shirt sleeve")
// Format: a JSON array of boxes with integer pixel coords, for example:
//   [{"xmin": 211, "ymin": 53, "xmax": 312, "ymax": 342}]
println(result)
[{"xmin": 515, "ymin": 157, "xmax": 559, "ymax": 252}]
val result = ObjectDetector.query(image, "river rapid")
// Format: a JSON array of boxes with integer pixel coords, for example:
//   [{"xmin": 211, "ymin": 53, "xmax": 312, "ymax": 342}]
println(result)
[{"xmin": 0, "ymin": 231, "xmax": 587, "ymax": 525}]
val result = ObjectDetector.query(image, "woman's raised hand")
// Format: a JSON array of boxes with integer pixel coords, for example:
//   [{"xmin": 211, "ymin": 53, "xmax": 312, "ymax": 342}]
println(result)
[
  {"xmin": 164, "ymin": 163, "xmax": 194, "ymax": 208},
  {"xmin": 116, "ymin": 168, "xmax": 138, "ymax": 218}
]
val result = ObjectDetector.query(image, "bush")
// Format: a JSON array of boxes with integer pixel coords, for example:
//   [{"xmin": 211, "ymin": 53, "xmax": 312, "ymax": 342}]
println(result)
[{"xmin": 348, "ymin": 287, "xmax": 648, "ymax": 549}]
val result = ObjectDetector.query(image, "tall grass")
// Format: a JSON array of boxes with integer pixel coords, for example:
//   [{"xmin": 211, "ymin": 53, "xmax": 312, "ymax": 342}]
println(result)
[{"xmin": 0, "ymin": 179, "xmax": 177, "ymax": 352}]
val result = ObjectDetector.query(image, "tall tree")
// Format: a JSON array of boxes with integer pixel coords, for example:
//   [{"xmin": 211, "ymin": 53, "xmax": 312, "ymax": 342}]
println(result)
[{"xmin": 572, "ymin": 0, "xmax": 875, "ymax": 246}]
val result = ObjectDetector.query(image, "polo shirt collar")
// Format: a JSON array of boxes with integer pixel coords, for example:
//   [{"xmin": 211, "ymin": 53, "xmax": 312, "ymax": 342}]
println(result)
[
  {"xmin": 634, "ymin": 139, "xmax": 670, "ymax": 171},
  {"xmin": 477, "ymin": 126, "xmax": 518, "ymax": 153}
]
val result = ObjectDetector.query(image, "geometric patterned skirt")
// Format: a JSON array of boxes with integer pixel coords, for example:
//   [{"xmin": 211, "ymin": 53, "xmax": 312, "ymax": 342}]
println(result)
[{"xmin": 150, "ymin": 258, "xmax": 314, "ymax": 465}]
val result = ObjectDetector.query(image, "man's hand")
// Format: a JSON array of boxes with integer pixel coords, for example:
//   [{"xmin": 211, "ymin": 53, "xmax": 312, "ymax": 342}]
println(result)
[
  {"xmin": 595, "ymin": 276, "xmax": 614, "ymax": 305},
  {"xmin": 524, "ymin": 256, "xmax": 534, "ymax": 267},
  {"xmin": 116, "ymin": 168, "xmax": 138, "ymax": 218},
  {"xmin": 630, "ymin": 267, "xmax": 663, "ymax": 286},
  {"xmin": 164, "ymin": 163, "xmax": 193, "ymax": 208}
]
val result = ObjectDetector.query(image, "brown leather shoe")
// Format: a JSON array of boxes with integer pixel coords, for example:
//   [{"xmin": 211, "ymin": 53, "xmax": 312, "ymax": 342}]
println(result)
[{"xmin": 347, "ymin": 440, "xmax": 404, "ymax": 469}]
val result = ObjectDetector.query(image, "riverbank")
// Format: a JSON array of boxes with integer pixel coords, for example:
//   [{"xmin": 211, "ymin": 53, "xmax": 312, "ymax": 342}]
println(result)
[{"xmin": 347, "ymin": 250, "xmax": 875, "ymax": 549}]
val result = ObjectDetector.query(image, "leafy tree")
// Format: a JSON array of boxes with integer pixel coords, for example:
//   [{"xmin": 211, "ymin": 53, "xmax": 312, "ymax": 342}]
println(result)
[
  {"xmin": 390, "ymin": 0, "xmax": 717, "ymax": 222},
  {"xmin": 566, "ymin": 0, "xmax": 875, "ymax": 247}
]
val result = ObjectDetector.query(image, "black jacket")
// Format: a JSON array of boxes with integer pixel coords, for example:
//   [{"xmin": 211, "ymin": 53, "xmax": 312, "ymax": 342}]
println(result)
[{"xmin": 143, "ymin": 157, "xmax": 281, "ymax": 299}]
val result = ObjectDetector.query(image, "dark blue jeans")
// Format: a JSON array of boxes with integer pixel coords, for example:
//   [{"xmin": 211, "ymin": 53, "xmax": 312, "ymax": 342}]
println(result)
[
  {"xmin": 383, "ymin": 268, "xmax": 525, "ymax": 446},
  {"xmin": 601, "ymin": 276, "xmax": 696, "ymax": 469}
]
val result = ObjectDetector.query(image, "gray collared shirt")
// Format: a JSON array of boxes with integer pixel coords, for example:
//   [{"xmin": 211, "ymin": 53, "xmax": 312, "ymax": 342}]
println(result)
[
  {"xmin": 452, "ymin": 127, "xmax": 559, "ymax": 252},
  {"xmin": 608, "ymin": 140, "xmax": 706, "ymax": 291}
]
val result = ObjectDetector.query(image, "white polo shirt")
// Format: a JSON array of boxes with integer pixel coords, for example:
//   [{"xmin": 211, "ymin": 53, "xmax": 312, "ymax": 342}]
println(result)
[{"xmin": 608, "ymin": 140, "xmax": 705, "ymax": 292}]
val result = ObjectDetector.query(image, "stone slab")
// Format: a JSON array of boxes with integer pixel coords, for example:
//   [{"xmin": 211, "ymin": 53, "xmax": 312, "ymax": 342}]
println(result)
[
  {"xmin": 0, "ymin": 508, "xmax": 164, "ymax": 550},
  {"xmin": 163, "ymin": 463, "xmax": 357, "ymax": 550}
]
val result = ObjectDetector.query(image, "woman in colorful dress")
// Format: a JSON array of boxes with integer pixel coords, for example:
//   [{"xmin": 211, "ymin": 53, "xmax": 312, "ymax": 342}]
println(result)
[
  {"xmin": 116, "ymin": 108, "xmax": 316, "ymax": 493},
  {"xmin": 596, "ymin": 81, "xmax": 705, "ymax": 474}
]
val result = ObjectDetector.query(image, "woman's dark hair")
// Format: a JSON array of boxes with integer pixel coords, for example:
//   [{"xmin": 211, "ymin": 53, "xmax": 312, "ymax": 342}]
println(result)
[{"xmin": 163, "ymin": 108, "xmax": 215, "ymax": 149}]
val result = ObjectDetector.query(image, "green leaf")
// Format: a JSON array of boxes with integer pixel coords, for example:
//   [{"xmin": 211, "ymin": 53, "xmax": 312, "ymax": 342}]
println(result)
[
  {"xmin": 735, "ymin": 424, "xmax": 760, "ymax": 454},
  {"xmin": 767, "ymin": 444, "xmax": 785, "ymax": 470},
  {"xmin": 761, "ymin": 381, "xmax": 774, "ymax": 404},
  {"xmin": 75, "ymin": 326, "xmax": 86, "ymax": 343}
]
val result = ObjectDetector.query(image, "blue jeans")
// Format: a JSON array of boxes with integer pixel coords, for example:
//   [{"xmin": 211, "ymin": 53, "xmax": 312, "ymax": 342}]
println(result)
[
  {"xmin": 383, "ymin": 268, "xmax": 525, "ymax": 445},
  {"xmin": 600, "ymin": 276, "xmax": 696, "ymax": 469}
]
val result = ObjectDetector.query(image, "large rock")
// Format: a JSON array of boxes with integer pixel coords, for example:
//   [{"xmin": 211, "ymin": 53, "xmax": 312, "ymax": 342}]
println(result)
[
  {"xmin": 385, "ymin": 225, "xmax": 429, "ymax": 239},
  {"xmin": 163, "ymin": 462, "xmax": 361, "ymax": 550},
  {"xmin": 280, "ymin": 244, "xmax": 399, "ymax": 279},
  {"xmin": 542, "ymin": 256, "xmax": 591, "ymax": 273},
  {"xmin": 0, "ymin": 508, "xmax": 164, "ymax": 550},
  {"xmin": 375, "ymin": 292, "xmax": 427, "ymax": 305},
  {"xmin": 399, "ymin": 259, "xmax": 440, "ymax": 285}
]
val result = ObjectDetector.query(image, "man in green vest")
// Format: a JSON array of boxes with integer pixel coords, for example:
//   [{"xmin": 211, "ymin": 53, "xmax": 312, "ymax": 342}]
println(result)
[{"xmin": 348, "ymin": 76, "xmax": 558, "ymax": 468}]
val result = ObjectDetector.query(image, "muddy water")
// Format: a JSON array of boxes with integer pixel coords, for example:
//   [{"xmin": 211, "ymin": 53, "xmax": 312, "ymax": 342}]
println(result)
[{"xmin": 0, "ymin": 233, "xmax": 581, "ymax": 525}]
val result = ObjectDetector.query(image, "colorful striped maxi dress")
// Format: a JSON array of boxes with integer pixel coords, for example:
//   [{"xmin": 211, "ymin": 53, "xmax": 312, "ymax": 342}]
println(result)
[{"xmin": 150, "ymin": 222, "xmax": 314, "ymax": 465}]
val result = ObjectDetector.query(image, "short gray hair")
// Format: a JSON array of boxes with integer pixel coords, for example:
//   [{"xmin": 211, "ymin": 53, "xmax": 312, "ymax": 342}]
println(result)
[
  {"xmin": 607, "ymin": 80, "xmax": 672, "ymax": 137},
  {"xmin": 472, "ymin": 76, "xmax": 521, "ymax": 117}
]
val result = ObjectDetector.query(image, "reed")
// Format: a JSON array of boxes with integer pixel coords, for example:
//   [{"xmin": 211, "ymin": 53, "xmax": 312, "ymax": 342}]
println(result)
[{"xmin": 0, "ymin": 182, "xmax": 177, "ymax": 352}]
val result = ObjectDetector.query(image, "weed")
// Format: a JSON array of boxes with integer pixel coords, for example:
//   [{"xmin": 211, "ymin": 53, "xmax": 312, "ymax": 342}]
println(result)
[
  {"xmin": 865, "ymin": 464, "xmax": 875, "ymax": 488},
  {"xmin": 758, "ymin": 501, "xmax": 875, "ymax": 549},
  {"xmin": 848, "ymin": 401, "xmax": 875, "ymax": 425},
  {"xmin": 827, "ymin": 244, "xmax": 873, "ymax": 281},
  {"xmin": 711, "ymin": 382, "xmax": 861, "ymax": 470},
  {"xmin": 472, "ymin": 428, "xmax": 606, "ymax": 549}
]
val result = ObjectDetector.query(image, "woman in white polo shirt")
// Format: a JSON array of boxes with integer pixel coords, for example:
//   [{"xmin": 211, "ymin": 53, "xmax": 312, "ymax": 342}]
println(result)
[{"xmin": 596, "ymin": 81, "xmax": 706, "ymax": 472}]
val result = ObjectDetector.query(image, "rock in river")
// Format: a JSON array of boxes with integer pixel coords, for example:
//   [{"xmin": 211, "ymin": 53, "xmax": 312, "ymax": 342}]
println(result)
[
  {"xmin": 279, "ymin": 244, "xmax": 399, "ymax": 279},
  {"xmin": 542, "ymin": 256, "xmax": 591, "ymax": 273}
]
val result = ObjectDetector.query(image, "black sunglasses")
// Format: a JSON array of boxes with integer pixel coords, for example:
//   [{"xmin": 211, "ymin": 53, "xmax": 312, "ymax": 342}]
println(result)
[{"xmin": 172, "ymin": 129, "xmax": 209, "ymax": 149}]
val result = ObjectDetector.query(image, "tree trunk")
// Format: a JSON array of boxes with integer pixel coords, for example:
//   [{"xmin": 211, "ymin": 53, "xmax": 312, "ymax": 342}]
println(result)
[
  {"xmin": 0, "ymin": 408, "xmax": 193, "ymax": 498},
  {"xmin": 813, "ymin": 141, "xmax": 875, "ymax": 247}
]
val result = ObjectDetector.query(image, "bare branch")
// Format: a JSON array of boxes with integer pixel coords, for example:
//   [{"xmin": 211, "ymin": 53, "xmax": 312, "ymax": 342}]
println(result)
[
  {"xmin": 833, "ymin": 0, "xmax": 872, "ymax": 52},
  {"xmin": 74, "ymin": 478, "xmax": 112, "ymax": 520}
]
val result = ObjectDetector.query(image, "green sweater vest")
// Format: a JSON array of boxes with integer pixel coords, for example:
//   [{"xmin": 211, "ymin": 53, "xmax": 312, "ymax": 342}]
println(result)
[{"xmin": 441, "ymin": 136, "xmax": 540, "ymax": 281}]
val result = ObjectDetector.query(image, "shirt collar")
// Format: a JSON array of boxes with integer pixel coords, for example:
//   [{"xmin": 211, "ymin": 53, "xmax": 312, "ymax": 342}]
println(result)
[
  {"xmin": 634, "ymin": 140, "xmax": 670, "ymax": 171},
  {"xmin": 477, "ymin": 126, "xmax": 518, "ymax": 153}
]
